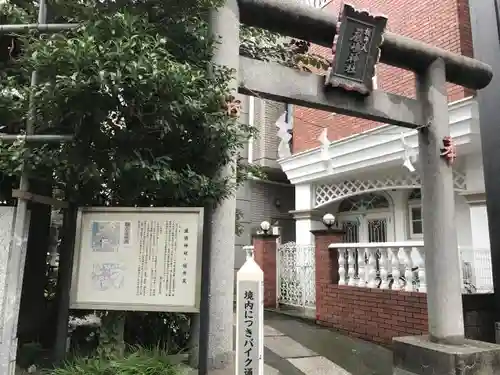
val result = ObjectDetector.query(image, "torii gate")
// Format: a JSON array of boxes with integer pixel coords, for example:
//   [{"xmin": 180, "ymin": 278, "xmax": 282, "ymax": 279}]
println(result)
[{"xmin": 197, "ymin": 0, "xmax": 499, "ymax": 374}]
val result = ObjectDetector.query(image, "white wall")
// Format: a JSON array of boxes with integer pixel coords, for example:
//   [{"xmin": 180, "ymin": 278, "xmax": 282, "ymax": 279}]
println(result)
[
  {"xmin": 465, "ymin": 153, "xmax": 485, "ymax": 192},
  {"xmin": 470, "ymin": 204, "xmax": 490, "ymax": 250},
  {"xmin": 455, "ymin": 194, "xmax": 473, "ymax": 249}
]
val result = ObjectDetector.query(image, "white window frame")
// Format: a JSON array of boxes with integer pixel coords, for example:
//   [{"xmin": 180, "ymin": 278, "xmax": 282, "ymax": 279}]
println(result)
[{"xmin": 408, "ymin": 201, "xmax": 423, "ymax": 239}]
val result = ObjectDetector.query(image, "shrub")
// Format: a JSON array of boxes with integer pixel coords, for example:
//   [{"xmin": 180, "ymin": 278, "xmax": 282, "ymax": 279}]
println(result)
[{"xmin": 45, "ymin": 347, "xmax": 180, "ymax": 375}]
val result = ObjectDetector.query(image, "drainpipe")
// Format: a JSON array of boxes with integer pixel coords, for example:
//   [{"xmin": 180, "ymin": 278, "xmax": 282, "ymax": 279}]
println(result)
[{"xmin": 248, "ymin": 96, "xmax": 255, "ymax": 163}]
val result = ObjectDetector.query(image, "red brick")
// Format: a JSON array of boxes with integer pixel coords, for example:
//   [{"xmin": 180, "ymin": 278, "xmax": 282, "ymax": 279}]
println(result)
[
  {"xmin": 252, "ymin": 235, "xmax": 279, "ymax": 308},
  {"xmin": 292, "ymin": 0, "xmax": 473, "ymax": 154}
]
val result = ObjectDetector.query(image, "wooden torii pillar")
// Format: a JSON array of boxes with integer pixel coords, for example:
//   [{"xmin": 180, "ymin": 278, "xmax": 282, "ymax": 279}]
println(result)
[{"xmin": 196, "ymin": 0, "xmax": 499, "ymax": 374}]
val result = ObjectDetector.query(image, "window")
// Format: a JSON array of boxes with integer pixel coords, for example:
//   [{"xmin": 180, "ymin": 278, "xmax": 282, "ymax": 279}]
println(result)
[
  {"xmin": 409, "ymin": 205, "xmax": 423, "ymax": 238},
  {"xmin": 408, "ymin": 189, "xmax": 423, "ymax": 238},
  {"xmin": 338, "ymin": 193, "xmax": 390, "ymax": 212}
]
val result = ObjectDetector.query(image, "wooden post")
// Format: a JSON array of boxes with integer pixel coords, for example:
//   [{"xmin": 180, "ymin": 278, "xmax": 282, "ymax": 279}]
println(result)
[
  {"xmin": 236, "ymin": 246, "xmax": 264, "ymax": 375},
  {"xmin": 417, "ymin": 58, "xmax": 465, "ymax": 344}
]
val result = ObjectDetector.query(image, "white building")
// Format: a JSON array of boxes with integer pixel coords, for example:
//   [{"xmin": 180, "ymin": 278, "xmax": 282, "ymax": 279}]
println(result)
[{"xmin": 278, "ymin": 97, "xmax": 493, "ymax": 293}]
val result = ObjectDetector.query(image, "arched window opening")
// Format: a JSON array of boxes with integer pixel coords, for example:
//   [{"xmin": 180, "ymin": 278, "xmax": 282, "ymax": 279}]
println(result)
[
  {"xmin": 408, "ymin": 188, "xmax": 421, "ymax": 201},
  {"xmin": 337, "ymin": 193, "xmax": 390, "ymax": 213}
]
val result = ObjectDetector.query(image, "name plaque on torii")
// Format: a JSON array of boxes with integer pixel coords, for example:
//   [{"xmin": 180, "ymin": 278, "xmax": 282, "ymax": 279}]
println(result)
[{"xmin": 326, "ymin": 3, "xmax": 388, "ymax": 95}]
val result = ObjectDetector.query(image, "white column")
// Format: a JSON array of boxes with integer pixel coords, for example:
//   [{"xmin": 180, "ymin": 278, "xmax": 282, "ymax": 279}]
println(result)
[
  {"xmin": 293, "ymin": 184, "xmax": 315, "ymax": 245},
  {"xmin": 389, "ymin": 190, "xmax": 408, "ymax": 241},
  {"xmin": 295, "ymin": 184, "xmax": 313, "ymax": 211}
]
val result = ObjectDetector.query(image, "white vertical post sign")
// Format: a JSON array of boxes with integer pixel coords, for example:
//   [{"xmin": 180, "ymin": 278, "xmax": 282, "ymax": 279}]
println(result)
[{"xmin": 236, "ymin": 246, "xmax": 263, "ymax": 375}]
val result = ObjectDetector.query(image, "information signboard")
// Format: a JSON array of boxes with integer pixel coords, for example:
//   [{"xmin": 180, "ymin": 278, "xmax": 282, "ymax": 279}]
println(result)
[{"xmin": 70, "ymin": 207, "xmax": 203, "ymax": 312}]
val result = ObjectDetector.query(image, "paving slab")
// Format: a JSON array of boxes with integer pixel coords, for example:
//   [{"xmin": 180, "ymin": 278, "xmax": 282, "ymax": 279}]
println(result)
[
  {"xmin": 289, "ymin": 356, "xmax": 352, "ymax": 375},
  {"xmin": 264, "ymin": 311, "xmax": 392, "ymax": 375},
  {"xmin": 264, "ymin": 325, "xmax": 285, "ymax": 337},
  {"xmin": 264, "ymin": 347, "xmax": 304, "ymax": 375},
  {"xmin": 233, "ymin": 322, "xmax": 304, "ymax": 374},
  {"xmin": 265, "ymin": 335, "xmax": 318, "ymax": 359},
  {"xmin": 264, "ymin": 363, "xmax": 281, "ymax": 375}
]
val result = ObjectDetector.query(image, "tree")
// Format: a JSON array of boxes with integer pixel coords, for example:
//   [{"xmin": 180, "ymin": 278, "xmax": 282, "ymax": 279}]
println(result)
[{"xmin": 0, "ymin": 0, "xmax": 327, "ymax": 358}]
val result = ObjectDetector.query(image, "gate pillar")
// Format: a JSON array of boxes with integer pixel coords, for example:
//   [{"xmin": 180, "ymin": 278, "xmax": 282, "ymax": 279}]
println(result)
[
  {"xmin": 252, "ymin": 233, "xmax": 279, "ymax": 308},
  {"xmin": 311, "ymin": 229, "xmax": 344, "ymax": 321}
]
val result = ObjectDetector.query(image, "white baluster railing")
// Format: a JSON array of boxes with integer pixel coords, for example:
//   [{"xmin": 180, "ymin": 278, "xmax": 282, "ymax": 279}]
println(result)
[
  {"xmin": 347, "ymin": 249, "xmax": 356, "ymax": 286},
  {"xmin": 379, "ymin": 248, "xmax": 389, "ymax": 289},
  {"xmin": 367, "ymin": 248, "xmax": 377, "ymax": 288},
  {"xmin": 338, "ymin": 249, "xmax": 347, "ymax": 285},
  {"xmin": 328, "ymin": 242, "xmax": 493, "ymax": 294},
  {"xmin": 391, "ymin": 247, "xmax": 402, "ymax": 291},
  {"xmin": 416, "ymin": 247, "xmax": 427, "ymax": 293},
  {"xmin": 329, "ymin": 242, "xmax": 425, "ymax": 292},
  {"xmin": 403, "ymin": 247, "xmax": 414, "ymax": 292},
  {"xmin": 357, "ymin": 248, "xmax": 366, "ymax": 288}
]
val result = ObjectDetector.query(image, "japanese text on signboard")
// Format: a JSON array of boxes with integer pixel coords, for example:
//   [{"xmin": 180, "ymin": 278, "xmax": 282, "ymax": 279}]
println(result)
[{"xmin": 243, "ymin": 289, "xmax": 255, "ymax": 375}]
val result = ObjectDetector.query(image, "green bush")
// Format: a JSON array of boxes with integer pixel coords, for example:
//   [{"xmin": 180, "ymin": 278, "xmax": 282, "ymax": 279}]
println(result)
[{"xmin": 45, "ymin": 347, "xmax": 180, "ymax": 375}]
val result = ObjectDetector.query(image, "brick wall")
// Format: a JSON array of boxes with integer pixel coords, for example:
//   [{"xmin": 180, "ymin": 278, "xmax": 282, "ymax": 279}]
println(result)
[
  {"xmin": 316, "ymin": 287, "xmax": 496, "ymax": 346},
  {"xmin": 317, "ymin": 286, "xmax": 428, "ymax": 345},
  {"xmin": 292, "ymin": 0, "xmax": 474, "ymax": 153},
  {"xmin": 253, "ymin": 234, "xmax": 279, "ymax": 308},
  {"xmin": 314, "ymin": 234, "xmax": 496, "ymax": 346}
]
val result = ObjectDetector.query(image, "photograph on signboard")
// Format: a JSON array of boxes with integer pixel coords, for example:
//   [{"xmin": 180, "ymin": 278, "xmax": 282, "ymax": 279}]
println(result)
[{"xmin": 70, "ymin": 207, "xmax": 203, "ymax": 312}]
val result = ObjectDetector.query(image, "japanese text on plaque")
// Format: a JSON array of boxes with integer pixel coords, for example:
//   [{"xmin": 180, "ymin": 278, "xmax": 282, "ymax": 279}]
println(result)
[{"xmin": 344, "ymin": 26, "xmax": 372, "ymax": 75}]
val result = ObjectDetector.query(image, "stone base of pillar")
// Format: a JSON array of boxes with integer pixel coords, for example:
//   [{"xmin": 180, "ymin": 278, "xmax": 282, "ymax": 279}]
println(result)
[
  {"xmin": 393, "ymin": 335, "xmax": 500, "ymax": 375},
  {"xmin": 495, "ymin": 322, "xmax": 500, "ymax": 344},
  {"xmin": 206, "ymin": 351, "xmax": 235, "ymax": 372}
]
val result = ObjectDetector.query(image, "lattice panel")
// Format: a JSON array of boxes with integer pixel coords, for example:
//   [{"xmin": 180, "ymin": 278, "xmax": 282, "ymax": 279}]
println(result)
[{"xmin": 314, "ymin": 171, "xmax": 467, "ymax": 208}]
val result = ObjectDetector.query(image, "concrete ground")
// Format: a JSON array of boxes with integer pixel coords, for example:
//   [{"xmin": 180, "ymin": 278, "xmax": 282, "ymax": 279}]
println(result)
[
  {"xmin": 190, "ymin": 310, "xmax": 392, "ymax": 375},
  {"xmin": 261, "ymin": 311, "xmax": 392, "ymax": 375}
]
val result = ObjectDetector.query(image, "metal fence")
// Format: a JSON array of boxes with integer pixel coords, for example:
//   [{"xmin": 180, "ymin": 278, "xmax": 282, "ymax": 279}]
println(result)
[{"xmin": 277, "ymin": 241, "xmax": 316, "ymax": 310}]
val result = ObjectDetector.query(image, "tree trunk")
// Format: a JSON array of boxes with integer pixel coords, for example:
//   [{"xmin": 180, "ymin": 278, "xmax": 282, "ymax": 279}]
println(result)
[{"xmin": 97, "ymin": 311, "xmax": 126, "ymax": 358}]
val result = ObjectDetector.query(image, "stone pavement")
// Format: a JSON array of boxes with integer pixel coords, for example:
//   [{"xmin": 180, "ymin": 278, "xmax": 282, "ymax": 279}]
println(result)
[{"xmin": 235, "ymin": 311, "xmax": 392, "ymax": 375}]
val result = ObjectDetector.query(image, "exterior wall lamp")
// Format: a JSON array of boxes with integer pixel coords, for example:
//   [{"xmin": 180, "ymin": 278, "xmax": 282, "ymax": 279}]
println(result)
[
  {"xmin": 260, "ymin": 220, "xmax": 271, "ymax": 234},
  {"xmin": 322, "ymin": 213, "xmax": 336, "ymax": 229}
]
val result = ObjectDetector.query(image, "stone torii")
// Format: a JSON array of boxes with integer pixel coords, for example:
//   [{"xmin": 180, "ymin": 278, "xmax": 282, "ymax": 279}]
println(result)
[{"xmin": 198, "ymin": 0, "xmax": 499, "ymax": 374}]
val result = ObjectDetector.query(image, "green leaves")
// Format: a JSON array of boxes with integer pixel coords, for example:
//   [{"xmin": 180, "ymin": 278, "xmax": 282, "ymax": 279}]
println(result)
[
  {"xmin": 0, "ymin": 0, "xmax": 325, "ymax": 210},
  {"xmin": 240, "ymin": 26, "xmax": 329, "ymax": 71},
  {"xmin": 47, "ymin": 345, "xmax": 180, "ymax": 375},
  {"xmin": 0, "ymin": 0, "xmax": 246, "ymax": 207}
]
